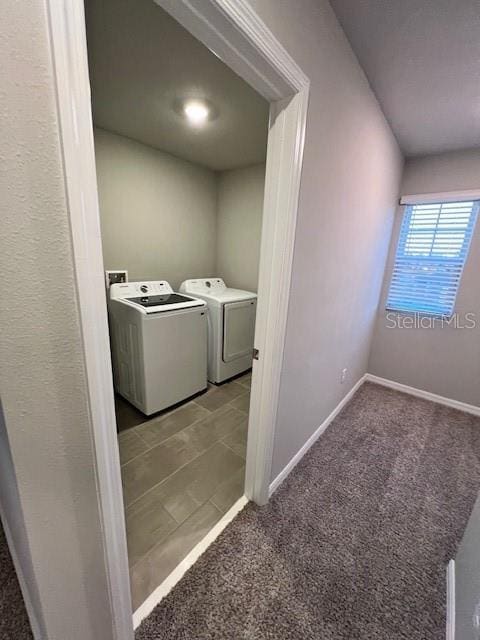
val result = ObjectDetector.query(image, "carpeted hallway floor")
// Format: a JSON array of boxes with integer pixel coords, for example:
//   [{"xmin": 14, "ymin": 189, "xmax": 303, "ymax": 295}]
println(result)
[
  {"xmin": 136, "ymin": 382, "xmax": 480, "ymax": 640},
  {"xmin": 0, "ymin": 520, "xmax": 33, "ymax": 640}
]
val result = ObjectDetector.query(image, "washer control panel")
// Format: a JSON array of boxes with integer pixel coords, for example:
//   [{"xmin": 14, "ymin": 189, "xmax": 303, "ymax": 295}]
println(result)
[
  {"xmin": 181, "ymin": 278, "xmax": 226, "ymax": 294},
  {"xmin": 110, "ymin": 280, "xmax": 173, "ymax": 300}
]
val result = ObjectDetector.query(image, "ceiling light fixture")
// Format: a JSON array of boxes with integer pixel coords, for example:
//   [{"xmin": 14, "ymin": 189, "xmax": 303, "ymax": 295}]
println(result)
[{"xmin": 183, "ymin": 100, "xmax": 210, "ymax": 126}]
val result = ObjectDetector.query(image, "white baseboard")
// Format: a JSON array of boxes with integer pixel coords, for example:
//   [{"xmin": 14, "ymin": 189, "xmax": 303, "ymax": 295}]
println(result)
[
  {"xmin": 269, "ymin": 374, "xmax": 368, "ymax": 496},
  {"xmin": 446, "ymin": 559, "xmax": 456, "ymax": 640},
  {"xmin": 269, "ymin": 372, "xmax": 480, "ymax": 500},
  {"xmin": 133, "ymin": 495, "xmax": 248, "ymax": 629},
  {"xmin": 365, "ymin": 374, "xmax": 480, "ymax": 417}
]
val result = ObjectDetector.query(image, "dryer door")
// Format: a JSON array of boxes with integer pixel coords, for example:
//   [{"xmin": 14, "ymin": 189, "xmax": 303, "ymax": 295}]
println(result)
[{"xmin": 223, "ymin": 299, "xmax": 257, "ymax": 363}]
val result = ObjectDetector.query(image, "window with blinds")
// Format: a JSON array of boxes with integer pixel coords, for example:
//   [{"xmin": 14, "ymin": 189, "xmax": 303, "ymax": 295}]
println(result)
[{"xmin": 386, "ymin": 200, "xmax": 479, "ymax": 316}]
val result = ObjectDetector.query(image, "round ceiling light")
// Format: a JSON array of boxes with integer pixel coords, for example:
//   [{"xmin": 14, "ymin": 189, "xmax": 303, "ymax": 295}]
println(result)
[
  {"xmin": 183, "ymin": 100, "xmax": 210, "ymax": 126},
  {"xmin": 173, "ymin": 98, "xmax": 217, "ymax": 127}
]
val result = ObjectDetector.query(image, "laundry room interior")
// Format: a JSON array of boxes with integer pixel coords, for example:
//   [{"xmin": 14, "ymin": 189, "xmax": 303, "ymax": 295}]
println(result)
[{"xmin": 85, "ymin": 0, "xmax": 269, "ymax": 608}]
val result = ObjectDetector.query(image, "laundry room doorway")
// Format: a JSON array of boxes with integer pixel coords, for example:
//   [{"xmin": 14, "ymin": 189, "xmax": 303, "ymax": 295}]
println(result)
[
  {"xmin": 48, "ymin": 0, "xmax": 308, "ymax": 635},
  {"xmin": 84, "ymin": 0, "xmax": 271, "ymax": 611}
]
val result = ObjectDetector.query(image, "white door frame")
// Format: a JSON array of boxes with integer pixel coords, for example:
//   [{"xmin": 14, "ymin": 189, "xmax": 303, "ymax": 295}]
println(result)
[
  {"xmin": 154, "ymin": 0, "xmax": 310, "ymax": 505},
  {"xmin": 47, "ymin": 0, "xmax": 309, "ymax": 637}
]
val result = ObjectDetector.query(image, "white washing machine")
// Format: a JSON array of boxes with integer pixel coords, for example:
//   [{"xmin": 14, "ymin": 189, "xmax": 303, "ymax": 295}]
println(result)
[
  {"xmin": 108, "ymin": 281, "xmax": 207, "ymax": 415},
  {"xmin": 180, "ymin": 278, "xmax": 257, "ymax": 384}
]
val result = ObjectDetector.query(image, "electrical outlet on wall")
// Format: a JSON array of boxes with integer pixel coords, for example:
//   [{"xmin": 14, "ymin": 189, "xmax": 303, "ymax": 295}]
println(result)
[{"xmin": 341, "ymin": 368, "xmax": 348, "ymax": 384}]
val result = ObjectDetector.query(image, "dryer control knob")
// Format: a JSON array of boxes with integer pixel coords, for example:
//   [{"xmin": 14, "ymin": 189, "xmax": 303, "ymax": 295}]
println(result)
[{"xmin": 140, "ymin": 285, "xmax": 148, "ymax": 293}]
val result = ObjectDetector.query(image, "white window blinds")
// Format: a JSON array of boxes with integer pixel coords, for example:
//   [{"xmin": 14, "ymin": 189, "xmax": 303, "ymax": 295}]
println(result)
[{"xmin": 386, "ymin": 200, "xmax": 479, "ymax": 316}]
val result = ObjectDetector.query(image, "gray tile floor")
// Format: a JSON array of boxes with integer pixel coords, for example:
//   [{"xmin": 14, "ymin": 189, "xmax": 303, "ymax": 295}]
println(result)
[{"xmin": 116, "ymin": 372, "xmax": 251, "ymax": 610}]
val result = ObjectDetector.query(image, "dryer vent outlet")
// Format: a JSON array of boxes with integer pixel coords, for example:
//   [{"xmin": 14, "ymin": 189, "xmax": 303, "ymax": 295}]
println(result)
[{"xmin": 105, "ymin": 270, "xmax": 128, "ymax": 289}]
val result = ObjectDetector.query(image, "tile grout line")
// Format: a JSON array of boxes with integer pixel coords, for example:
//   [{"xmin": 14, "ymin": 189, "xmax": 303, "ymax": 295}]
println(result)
[
  {"xmin": 131, "ymin": 392, "xmax": 246, "ymax": 442},
  {"xmin": 120, "ymin": 377, "xmax": 250, "ymax": 442},
  {"xmin": 129, "ymin": 501, "xmax": 202, "ymax": 572},
  {"xmin": 124, "ymin": 438, "xmax": 237, "ymax": 511},
  {"xmin": 121, "ymin": 404, "xmax": 236, "ymax": 467},
  {"xmin": 130, "ymin": 495, "xmax": 224, "ymax": 575},
  {"xmin": 207, "ymin": 468, "xmax": 246, "ymax": 515},
  {"xmin": 121, "ymin": 405, "xmax": 248, "ymax": 509},
  {"xmin": 227, "ymin": 404, "xmax": 248, "ymax": 415},
  {"xmin": 123, "ymin": 379, "xmax": 252, "ymax": 602},
  {"xmin": 121, "ymin": 392, "xmax": 220, "ymax": 445},
  {"xmin": 129, "ymin": 464, "xmax": 247, "ymax": 572},
  {"xmin": 220, "ymin": 439, "xmax": 247, "ymax": 461},
  {"xmin": 120, "ymin": 383, "xmax": 251, "ymax": 505},
  {"xmin": 118, "ymin": 376, "xmax": 250, "ymax": 433},
  {"xmin": 207, "ymin": 497, "xmax": 225, "ymax": 514},
  {"xmin": 132, "ymin": 402, "xmax": 211, "ymax": 443},
  {"xmin": 125, "ymin": 441, "xmax": 220, "ymax": 511},
  {"xmin": 225, "ymin": 398, "xmax": 249, "ymax": 414},
  {"xmin": 121, "ymin": 400, "xmax": 250, "ymax": 498},
  {"xmin": 218, "ymin": 419, "xmax": 249, "ymax": 454},
  {"xmin": 129, "ymin": 456, "xmax": 246, "ymax": 573}
]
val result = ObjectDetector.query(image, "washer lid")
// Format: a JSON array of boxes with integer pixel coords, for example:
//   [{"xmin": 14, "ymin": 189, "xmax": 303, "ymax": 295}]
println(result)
[
  {"xmin": 110, "ymin": 281, "xmax": 205, "ymax": 314},
  {"xmin": 120, "ymin": 294, "xmax": 205, "ymax": 314},
  {"xmin": 127, "ymin": 293, "xmax": 198, "ymax": 308},
  {"xmin": 209, "ymin": 289, "xmax": 257, "ymax": 303}
]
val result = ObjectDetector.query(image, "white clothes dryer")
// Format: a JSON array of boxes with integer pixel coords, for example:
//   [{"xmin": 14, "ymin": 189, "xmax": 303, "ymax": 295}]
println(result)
[{"xmin": 180, "ymin": 278, "xmax": 256, "ymax": 384}]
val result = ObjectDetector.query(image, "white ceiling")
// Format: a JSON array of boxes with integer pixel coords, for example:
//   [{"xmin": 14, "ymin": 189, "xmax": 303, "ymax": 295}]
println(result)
[
  {"xmin": 329, "ymin": 0, "xmax": 480, "ymax": 157},
  {"xmin": 85, "ymin": 0, "xmax": 269, "ymax": 171}
]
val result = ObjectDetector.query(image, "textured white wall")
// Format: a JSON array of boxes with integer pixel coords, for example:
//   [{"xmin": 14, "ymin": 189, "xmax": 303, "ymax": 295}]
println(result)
[
  {"xmin": 369, "ymin": 149, "xmax": 480, "ymax": 406},
  {"xmin": 0, "ymin": 404, "xmax": 45, "ymax": 638},
  {"xmin": 94, "ymin": 128, "xmax": 218, "ymax": 290},
  {"xmin": 246, "ymin": 0, "xmax": 403, "ymax": 481},
  {"xmin": 1, "ymin": 2, "xmax": 115, "ymax": 638},
  {"xmin": 216, "ymin": 164, "xmax": 265, "ymax": 292}
]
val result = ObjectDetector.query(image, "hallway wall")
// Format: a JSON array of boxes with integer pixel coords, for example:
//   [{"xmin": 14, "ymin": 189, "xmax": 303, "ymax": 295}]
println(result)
[
  {"xmin": 246, "ymin": 0, "xmax": 403, "ymax": 482},
  {"xmin": 369, "ymin": 149, "xmax": 480, "ymax": 406},
  {"xmin": 1, "ymin": 2, "xmax": 117, "ymax": 638}
]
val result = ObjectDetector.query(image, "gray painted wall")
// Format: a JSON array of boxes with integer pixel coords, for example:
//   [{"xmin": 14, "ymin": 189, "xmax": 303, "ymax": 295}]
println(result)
[
  {"xmin": 1, "ymin": 2, "xmax": 116, "ymax": 638},
  {"xmin": 95, "ymin": 128, "xmax": 265, "ymax": 292},
  {"xmin": 369, "ymin": 149, "xmax": 480, "ymax": 406},
  {"xmin": 2, "ymin": 0, "xmax": 402, "ymax": 633},
  {"xmin": 216, "ymin": 164, "xmax": 265, "ymax": 292},
  {"xmin": 246, "ymin": 0, "xmax": 403, "ymax": 481},
  {"xmin": 402, "ymin": 148, "xmax": 480, "ymax": 195},
  {"xmin": 94, "ymin": 128, "xmax": 218, "ymax": 290}
]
